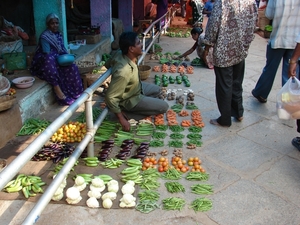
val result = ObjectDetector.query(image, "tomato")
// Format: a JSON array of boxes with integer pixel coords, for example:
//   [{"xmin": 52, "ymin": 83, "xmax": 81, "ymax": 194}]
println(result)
[
  {"xmin": 177, "ymin": 163, "xmax": 183, "ymax": 169},
  {"xmin": 193, "ymin": 161, "xmax": 200, "ymax": 166},
  {"xmin": 162, "ymin": 161, "xmax": 168, "ymax": 167},
  {"xmin": 200, "ymin": 168, "xmax": 206, "ymax": 173},
  {"xmin": 158, "ymin": 166, "xmax": 164, "ymax": 172},
  {"xmin": 144, "ymin": 157, "xmax": 150, "ymax": 163},
  {"xmin": 181, "ymin": 160, "xmax": 186, "ymax": 165},
  {"xmin": 159, "ymin": 157, "xmax": 166, "ymax": 162},
  {"xmin": 188, "ymin": 157, "xmax": 194, "ymax": 162},
  {"xmin": 181, "ymin": 167, "xmax": 187, "ymax": 173},
  {"xmin": 150, "ymin": 157, "xmax": 156, "ymax": 163},
  {"xmin": 188, "ymin": 161, "xmax": 194, "ymax": 166},
  {"xmin": 193, "ymin": 157, "xmax": 199, "ymax": 162}
]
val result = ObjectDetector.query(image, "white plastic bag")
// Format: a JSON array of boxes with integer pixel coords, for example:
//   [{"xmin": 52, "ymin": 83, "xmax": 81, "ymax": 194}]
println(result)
[{"xmin": 277, "ymin": 77, "xmax": 300, "ymax": 120}]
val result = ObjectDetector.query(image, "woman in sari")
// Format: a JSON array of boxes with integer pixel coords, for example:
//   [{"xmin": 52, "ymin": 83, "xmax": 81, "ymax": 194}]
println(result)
[{"xmin": 30, "ymin": 13, "xmax": 83, "ymax": 105}]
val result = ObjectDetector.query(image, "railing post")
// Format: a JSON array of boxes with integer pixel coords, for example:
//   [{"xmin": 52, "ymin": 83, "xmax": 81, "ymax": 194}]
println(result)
[{"xmin": 85, "ymin": 92, "xmax": 94, "ymax": 157}]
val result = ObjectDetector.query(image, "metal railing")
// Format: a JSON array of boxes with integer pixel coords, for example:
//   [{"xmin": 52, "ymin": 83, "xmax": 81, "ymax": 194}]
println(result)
[{"xmin": 0, "ymin": 6, "xmax": 174, "ymax": 225}]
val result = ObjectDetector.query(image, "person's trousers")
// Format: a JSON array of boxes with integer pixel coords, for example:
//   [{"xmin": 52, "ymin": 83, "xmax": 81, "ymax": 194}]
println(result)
[
  {"xmin": 296, "ymin": 61, "xmax": 300, "ymax": 133},
  {"xmin": 180, "ymin": 0, "xmax": 186, "ymax": 18},
  {"xmin": 214, "ymin": 60, "xmax": 245, "ymax": 126},
  {"xmin": 252, "ymin": 42, "xmax": 294, "ymax": 99},
  {"xmin": 124, "ymin": 82, "xmax": 169, "ymax": 120}
]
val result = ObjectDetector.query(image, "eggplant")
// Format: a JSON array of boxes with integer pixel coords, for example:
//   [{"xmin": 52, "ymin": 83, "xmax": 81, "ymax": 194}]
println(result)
[
  {"xmin": 116, "ymin": 155, "xmax": 127, "ymax": 160},
  {"xmin": 140, "ymin": 142, "xmax": 150, "ymax": 146},
  {"xmin": 99, "ymin": 153, "xmax": 108, "ymax": 159},
  {"xmin": 101, "ymin": 140, "xmax": 114, "ymax": 145},
  {"xmin": 101, "ymin": 143, "xmax": 114, "ymax": 148},
  {"xmin": 116, "ymin": 152, "xmax": 127, "ymax": 158},
  {"xmin": 137, "ymin": 150, "xmax": 148, "ymax": 155},
  {"xmin": 100, "ymin": 148, "xmax": 111, "ymax": 154},
  {"xmin": 131, "ymin": 154, "xmax": 145, "ymax": 159},
  {"xmin": 121, "ymin": 145, "xmax": 133, "ymax": 151},
  {"xmin": 120, "ymin": 148, "xmax": 131, "ymax": 153},
  {"xmin": 98, "ymin": 156, "xmax": 108, "ymax": 161},
  {"xmin": 136, "ymin": 145, "xmax": 148, "ymax": 151},
  {"xmin": 123, "ymin": 139, "xmax": 134, "ymax": 144},
  {"xmin": 120, "ymin": 143, "xmax": 133, "ymax": 148}
]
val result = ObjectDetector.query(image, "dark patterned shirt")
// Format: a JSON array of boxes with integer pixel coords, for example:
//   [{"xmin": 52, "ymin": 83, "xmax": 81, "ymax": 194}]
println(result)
[{"xmin": 203, "ymin": 0, "xmax": 257, "ymax": 67}]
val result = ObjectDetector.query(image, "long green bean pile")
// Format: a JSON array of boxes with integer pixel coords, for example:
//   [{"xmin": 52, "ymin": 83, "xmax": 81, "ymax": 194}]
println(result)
[{"xmin": 17, "ymin": 118, "xmax": 51, "ymax": 136}]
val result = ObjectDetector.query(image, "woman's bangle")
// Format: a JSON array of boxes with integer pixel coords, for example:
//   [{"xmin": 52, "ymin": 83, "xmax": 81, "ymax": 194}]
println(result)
[{"xmin": 289, "ymin": 59, "xmax": 298, "ymax": 64}]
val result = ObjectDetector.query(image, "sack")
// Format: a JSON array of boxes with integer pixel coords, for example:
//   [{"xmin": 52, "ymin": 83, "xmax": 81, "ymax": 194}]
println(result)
[
  {"xmin": 276, "ymin": 77, "xmax": 300, "ymax": 120},
  {"xmin": 0, "ymin": 37, "xmax": 23, "ymax": 55},
  {"xmin": 2, "ymin": 51, "xmax": 26, "ymax": 70},
  {"xmin": 1, "ymin": 40, "xmax": 26, "ymax": 70}
]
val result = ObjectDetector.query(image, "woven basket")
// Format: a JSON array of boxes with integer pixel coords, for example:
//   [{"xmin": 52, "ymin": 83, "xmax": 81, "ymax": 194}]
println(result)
[
  {"xmin": 258, "ymin": 9, "xmax": 270, "ymax": 30},
  {"xmin": 0, "ymin": 95, "xmax": 16, "ymax": 112},
  {"xmin": 0, "ymin": 76, "xmax": 10, "ymax": 96},
  {"xmin": 76, "ymin": 61, "xmax": 98, "ymax": 74},
  {"xmin": 78, "ymin": 66, "xmax": 96, "ymax": 74},
  {"xmin": 138, "ymin": 65, "xmax": 152, "ymax": 80}
]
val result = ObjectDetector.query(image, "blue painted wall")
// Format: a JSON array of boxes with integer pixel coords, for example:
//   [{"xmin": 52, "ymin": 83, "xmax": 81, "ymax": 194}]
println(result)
[{"xmin": 32, "ymin": 0, "xmax": 68, "ymax": 47}]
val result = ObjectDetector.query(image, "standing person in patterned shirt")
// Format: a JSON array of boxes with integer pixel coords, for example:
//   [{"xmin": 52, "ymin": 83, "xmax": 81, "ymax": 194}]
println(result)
[
  {"xmin": 202, "ymin": 0, "xmax": 257, "ymax": 127},
  {"xmin": 30, "ymin": 13, "xmax": 83, "ymax": 105}
]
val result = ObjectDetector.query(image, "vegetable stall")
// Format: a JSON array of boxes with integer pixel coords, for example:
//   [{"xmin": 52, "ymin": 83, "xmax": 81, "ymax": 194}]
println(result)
[{"xmin": 0, "ymin": 55, "xmax": 214, "ymax": 213}]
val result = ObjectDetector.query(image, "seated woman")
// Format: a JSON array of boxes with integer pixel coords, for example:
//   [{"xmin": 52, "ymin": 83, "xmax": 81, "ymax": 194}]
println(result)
[
  {"xmin": 177, "ymin": 27, "xmax": 213, "ymax": 69},
  {"xmin": 30, "ymin": 13, "xmax": 83, "ymax": 105}
]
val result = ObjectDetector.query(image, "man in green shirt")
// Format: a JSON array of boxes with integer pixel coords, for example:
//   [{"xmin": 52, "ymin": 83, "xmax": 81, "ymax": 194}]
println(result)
[{"xmin": 105, "ymin": 32, "xmax": 169, "ymax": 131}]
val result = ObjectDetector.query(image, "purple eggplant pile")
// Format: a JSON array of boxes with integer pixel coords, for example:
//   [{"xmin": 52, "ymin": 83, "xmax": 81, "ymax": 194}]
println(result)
[
  {"xmin": 131, "ymin": 142, "xmax": 150, "ymax": 160},
  {"xmin": 31, "ymin": 142, "xmax": 75, "ymax": 163},
  {"xmin": 98, "ymin": 140, "xmax": 114, "ymax": 161},
  {"xmin": 115, "ymin": 139, "xmax": 134, "ymax": 160}
]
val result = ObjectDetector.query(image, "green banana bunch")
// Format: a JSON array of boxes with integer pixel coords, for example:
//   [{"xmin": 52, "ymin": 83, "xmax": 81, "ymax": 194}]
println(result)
[
  {"xmin": 94, "ymin": 174, "xmax": 113, "ymax": 184},
  {"xmin": 121, "ymin": 166, "xmax": 143, "ymax": 184},
  {"xmin": 4, "ymin": 174, "xmax": 46, "ymax": 198},
  {"xmin": 100, "ymin": 158, "xmax": 124, "ymax": 169},
  {"xmin": 83, "ymin": 157, "xmax": 99, "ymax": 167},
  {"xmin": 126, "ymin": 158, "xmax": 143, "ymax": 168}
]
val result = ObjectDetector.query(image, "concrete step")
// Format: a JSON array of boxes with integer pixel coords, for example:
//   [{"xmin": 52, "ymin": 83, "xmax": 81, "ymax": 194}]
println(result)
[{"xmin": 0, "ymin": 36, "xmax": 111, "ymax": 148}]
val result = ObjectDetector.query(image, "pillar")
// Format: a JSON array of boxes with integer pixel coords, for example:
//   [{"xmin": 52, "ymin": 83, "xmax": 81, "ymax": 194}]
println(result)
[{"xmin": 90, "ymin": 0, "xmax": 112, "ymax": 41}]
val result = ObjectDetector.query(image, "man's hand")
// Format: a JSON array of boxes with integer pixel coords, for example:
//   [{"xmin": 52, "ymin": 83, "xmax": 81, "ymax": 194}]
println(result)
[
  {"xmin": 116, "ymin": 112, "xmax": 131, "ymax": 132},
  {"xmin": 289, "ymin": 63, "xmax": 298, "ymax": 78},
  {"xmin": 100, "ymin": 102, "xmax": 106, "ymax": 109}
]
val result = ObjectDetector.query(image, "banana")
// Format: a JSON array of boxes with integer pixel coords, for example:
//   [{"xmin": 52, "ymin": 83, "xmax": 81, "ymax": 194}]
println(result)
[
  {"xmin": 77, "ymin": 173, "xmax": 93, "ymax": 178},
  {"xmin": 121, "ymin": 171, "xmax": 141, "ymax": 179},
  {"xmin": 95, "ymin": 174, "xmax": 113, "ymax": 181},
  {"xmin": 6, "ymin": 185, "xmax": 22, "ymax": 193},
  {"xmin": 7, "ymin": 179, "xmax": 22, "ymax": 189},
  {"xmin": 83, "ymin": 157, "xmax": 98, "ymax": 161},
  {"xmin": 21, "ymin": 177, "xmax": 29, "ymax": 187},
  {"xmin": 86, "ymin": 163, "xmax": 98, "ymax": 167},
  {"xmin": 4, "ymin": 180, "xmax": 15, "ymax": 189},
  {"xmin": 22, "ymin": 186, "xmax": 29, "ymax": 198},
  {"xmin": 32, "ymin": 183, "xmax": 43, "ymax": 193},
  {"xmin": 126, "ymin": 159, "xmax": 143, "ymax": 167},
  {"xmin": 121, "ymin": 166, "xmax": 140, "ymax": 175}
]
